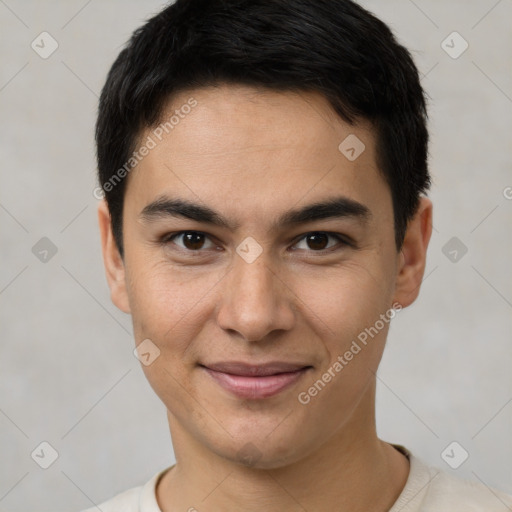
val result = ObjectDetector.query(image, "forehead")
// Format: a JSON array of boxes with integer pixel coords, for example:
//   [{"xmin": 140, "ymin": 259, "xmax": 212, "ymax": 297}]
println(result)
[
  {"xmin": 151, "ymin": 84, "xmax": 372, "ymax": 164},
  {"xmin": 125, "ymin": 84, "xmax": 391, "ymax": 227}
]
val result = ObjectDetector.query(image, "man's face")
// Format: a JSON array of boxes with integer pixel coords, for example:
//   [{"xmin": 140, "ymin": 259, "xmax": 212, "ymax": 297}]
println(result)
[{"xmin": 106, "ymin": 85, "xmax": 408, "ymax": 468}]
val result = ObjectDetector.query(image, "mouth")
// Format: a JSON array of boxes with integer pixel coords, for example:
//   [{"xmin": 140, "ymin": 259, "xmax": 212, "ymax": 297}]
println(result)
[{"xmin": 199, "ymin": 361, "xmax": 313, "ymax": 399}]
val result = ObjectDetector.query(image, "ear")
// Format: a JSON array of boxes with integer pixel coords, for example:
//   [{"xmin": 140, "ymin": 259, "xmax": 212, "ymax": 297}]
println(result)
[
  {"xmin": 97, "ymin": 200, "xmax": 131, "ymax": 314},
  {"xmin": 393, "ymin": 197, "xmax": 433, "ymax": 308}
]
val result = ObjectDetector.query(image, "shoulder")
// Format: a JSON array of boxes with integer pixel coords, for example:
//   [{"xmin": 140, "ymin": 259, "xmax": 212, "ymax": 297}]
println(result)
[
  {"xmin": 424, "ymin": 468, "xmax": 512, "ymax": 511},
  {"xmin": 390, "ymin": 445, "xmax": 512, "ymax": 512},
  {"xmin": 80, "ymin": 484, "xmax": 143, "ymax": 512},
  {"xmin": 79, "ymin": 466, "xmax": 172, "ymax": 512}
]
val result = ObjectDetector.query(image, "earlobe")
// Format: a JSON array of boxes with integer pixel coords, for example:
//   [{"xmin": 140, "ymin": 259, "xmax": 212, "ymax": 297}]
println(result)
[
  {"xmin": 393, "ymin": 198, "xmax": 433, "ymax": 308},
  {"xmin": 97, "ymin": 200, "xmax": 131, "ymax": 314}
]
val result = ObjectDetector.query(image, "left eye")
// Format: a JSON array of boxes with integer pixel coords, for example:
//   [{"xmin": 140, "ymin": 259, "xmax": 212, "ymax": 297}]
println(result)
[{"xmin": 292, "ymin": 232, "xmax": 346, "ymax": 252}]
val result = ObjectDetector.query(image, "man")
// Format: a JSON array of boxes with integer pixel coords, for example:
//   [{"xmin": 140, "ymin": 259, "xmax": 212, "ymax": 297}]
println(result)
[{"xmin": 88, "ymin": 0, "xmax": 512, "ymax": 510}]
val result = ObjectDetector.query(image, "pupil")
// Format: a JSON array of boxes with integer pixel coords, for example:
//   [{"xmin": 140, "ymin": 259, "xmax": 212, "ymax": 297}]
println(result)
[
  {"xmin": 308, "ymin": 233, "xmax": 328, "ymax": 250},
  {"xmin": 184, "ymin": 232, "xmax": 204, "ymax": 250}
]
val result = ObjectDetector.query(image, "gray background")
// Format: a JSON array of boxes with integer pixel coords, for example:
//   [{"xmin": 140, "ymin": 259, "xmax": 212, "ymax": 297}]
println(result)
[{"xmin": 1, "ymin": 0, "xmax": 511, "ymax": 510}]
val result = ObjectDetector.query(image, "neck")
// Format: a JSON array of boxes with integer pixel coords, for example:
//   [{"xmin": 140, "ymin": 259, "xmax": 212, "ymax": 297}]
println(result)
[{"xmin": 157, "ymin": 380, "xmax": 409, "ymax": 512}]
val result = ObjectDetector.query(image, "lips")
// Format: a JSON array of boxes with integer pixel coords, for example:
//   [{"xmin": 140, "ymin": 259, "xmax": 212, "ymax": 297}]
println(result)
[{"xmin": 200, "ymin": 361, "xmax": 312, "ymax": 399}]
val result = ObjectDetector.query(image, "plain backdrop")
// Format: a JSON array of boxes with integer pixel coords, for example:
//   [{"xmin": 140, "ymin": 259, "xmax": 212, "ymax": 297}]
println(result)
[{"xmin": 1, "ymin": 1, "xmax": 511, "ymax": 510}]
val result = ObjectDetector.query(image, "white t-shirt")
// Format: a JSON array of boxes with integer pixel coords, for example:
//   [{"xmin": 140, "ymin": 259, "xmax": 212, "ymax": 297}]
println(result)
[{"xmin": 82, "ymin": 446, "xmax": 512, "ymax": 511}]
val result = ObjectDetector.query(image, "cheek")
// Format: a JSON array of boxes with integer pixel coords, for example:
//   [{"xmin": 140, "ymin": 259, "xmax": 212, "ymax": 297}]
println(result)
[
  {"xmin": 292, "ymin": 259, "xmax": 395, "ymax": 398},
  {"xmin": 124, "ymin": 258, "xmax": 224, "ymax": 355},
  {"xmin": 125, "ymin": 261, "xmax": 215, "ymax": 408},
  {"xmin": 295, "ymin": 259, "xmax": 395, "ymax": 343}
]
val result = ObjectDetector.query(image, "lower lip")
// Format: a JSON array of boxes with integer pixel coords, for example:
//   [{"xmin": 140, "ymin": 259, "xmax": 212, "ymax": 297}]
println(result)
[{"xmin": 202, "ymin": 367, "xmax": 310, "ymax": 399}]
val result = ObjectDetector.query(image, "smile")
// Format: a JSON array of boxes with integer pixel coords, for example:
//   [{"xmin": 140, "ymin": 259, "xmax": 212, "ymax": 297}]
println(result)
[{"xmin": 200, "ymin": 362, "xmax": 312, "ymax": 399}]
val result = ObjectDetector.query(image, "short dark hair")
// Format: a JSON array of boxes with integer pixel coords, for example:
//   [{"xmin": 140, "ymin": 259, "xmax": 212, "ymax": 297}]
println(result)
[{"xmin": 96, "ymin": 0, "xmax": 431, "ymax": 257}]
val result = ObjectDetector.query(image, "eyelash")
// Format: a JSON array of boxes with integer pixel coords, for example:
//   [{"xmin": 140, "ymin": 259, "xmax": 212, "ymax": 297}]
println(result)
[{"xmin": 159, "ymin": 231, "xmax": 353, "ymax": 255}]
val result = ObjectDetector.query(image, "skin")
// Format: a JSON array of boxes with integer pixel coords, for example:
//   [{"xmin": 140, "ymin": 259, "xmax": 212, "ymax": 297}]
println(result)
[{"xmin": 98, "ymin": 84, "xmax": 432, "ymax": 511}]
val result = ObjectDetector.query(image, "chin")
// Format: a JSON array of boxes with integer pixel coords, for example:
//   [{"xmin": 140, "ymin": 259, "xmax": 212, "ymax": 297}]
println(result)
[{"xmin": 208, "ymin": 424, "xmax": 316, "ymax": 470}]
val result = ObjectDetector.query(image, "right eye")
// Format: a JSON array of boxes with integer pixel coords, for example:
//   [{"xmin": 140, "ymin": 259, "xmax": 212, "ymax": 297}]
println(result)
[{"xmin": 160, "ymin": 231, "xmax": 219, "ymax": 252}]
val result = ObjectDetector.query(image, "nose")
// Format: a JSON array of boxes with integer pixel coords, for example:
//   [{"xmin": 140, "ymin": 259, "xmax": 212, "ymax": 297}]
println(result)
[{"xmin": 216, "ymin": 250, "xmax": 296, "ymax": 343}]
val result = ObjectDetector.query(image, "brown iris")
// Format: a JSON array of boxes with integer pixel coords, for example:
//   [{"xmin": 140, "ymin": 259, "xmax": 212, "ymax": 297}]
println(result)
[
  {"xmin": 304, "ymin": 232, "xmax": 329, "ymax": 250},
  {"xmin": 181, "ymin": 232, "xmax": 206, "ymax": 250}
]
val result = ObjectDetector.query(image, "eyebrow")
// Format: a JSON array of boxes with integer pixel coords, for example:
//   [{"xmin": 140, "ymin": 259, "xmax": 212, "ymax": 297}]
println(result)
[{"xmin": 139, "ymin": 195, "xmax": 371, "ymax": 231}]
